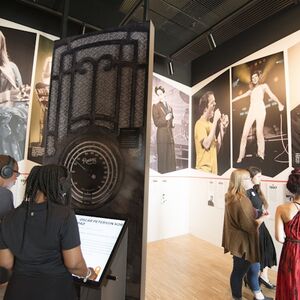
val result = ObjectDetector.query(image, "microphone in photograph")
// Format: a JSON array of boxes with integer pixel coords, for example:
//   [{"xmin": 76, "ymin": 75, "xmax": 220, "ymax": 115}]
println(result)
[
  {"xmin": 215, "ymin": 107, "xmax": 221, "ymax": 138},
  {"xmin": 0, "ymin": 267, "xmax": 9, "ymax": 284}
]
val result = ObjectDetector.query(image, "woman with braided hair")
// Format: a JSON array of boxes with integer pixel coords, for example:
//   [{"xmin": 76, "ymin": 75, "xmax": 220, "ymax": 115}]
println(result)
[
  {"xmin": 275, "ymin": 168, "xmax": 300, "ymax": 299},
  {"xmin": 0, "ymin": 164, "xmax": 96, "ymax": 300}
]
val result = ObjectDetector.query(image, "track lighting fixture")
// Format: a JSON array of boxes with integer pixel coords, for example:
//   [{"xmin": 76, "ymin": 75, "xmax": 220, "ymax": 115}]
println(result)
[
  {"xmin": 168, "ymin": 59, "xmax": 174, "ymax": 75},
  {"xmin": 208, "ymin": 33, "xmax": 217, "ymax": 50}
]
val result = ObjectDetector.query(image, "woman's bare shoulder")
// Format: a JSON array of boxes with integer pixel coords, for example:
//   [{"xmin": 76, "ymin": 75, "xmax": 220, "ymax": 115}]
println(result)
[
  {"xmin": 276, "ymin": 202, "xmax": 292, "ymax": 211},
  {"xmin": 277, "ymin": 202, "xmax": 298, "ymax": 221}
]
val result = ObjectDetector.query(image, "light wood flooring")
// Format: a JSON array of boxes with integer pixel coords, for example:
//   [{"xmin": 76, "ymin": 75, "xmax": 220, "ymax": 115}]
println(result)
[
  {"xmin": 145, "ymin": 234, "xmax": 276, "ymax": 300},
  {"xmin": 0, "ymin": 234, "xmax": 276, "ymax": 299}
]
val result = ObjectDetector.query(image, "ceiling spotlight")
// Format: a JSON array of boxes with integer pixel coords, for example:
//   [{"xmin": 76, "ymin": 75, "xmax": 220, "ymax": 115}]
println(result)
[
  {"xmin": 208, "ymin": 33, "xmax": 217, "ymax": 50},
  {"xmin": 168, "ymin": 59, "xmax": 174, "ymax": 75},
  {"xmin": 82, "ymin": 23, "xmax": 86, "ymax": 34}
]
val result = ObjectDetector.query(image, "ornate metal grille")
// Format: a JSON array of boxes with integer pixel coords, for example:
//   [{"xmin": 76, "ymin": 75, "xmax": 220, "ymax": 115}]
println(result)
[{"xmin": 45, "ymin": 24, "xmax": 149, "ymax": 159}]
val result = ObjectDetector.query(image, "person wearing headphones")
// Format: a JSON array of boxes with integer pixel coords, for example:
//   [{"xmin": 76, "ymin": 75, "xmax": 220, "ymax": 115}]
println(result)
[
  {"xmin": 0, "ymin": 155, "xmax": 19, "ymax": 294},
  {"xmin": 0, "ymin": 154, "xmax": 19, "ymax": 218}
]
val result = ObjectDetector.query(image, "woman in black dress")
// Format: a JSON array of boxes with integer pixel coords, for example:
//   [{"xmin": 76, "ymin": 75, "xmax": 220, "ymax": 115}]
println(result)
[
  {"xmin": 0, "ymin": 164, "xmax": 97, "ymax": 300},
  {"xmin": 247, "ymin": 166, "xmax": 277, "ymax": 289}
]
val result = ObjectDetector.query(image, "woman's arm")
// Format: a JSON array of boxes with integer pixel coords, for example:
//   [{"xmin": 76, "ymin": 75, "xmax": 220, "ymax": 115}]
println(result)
[
  {"xmin": 10, "ymin": 62, "xmax": 23, "ymax": 87},
  {"xmin": 255, "ymin": 212, "xmax": 270, "ymax": 226},
  {"xmin": 216, "ymin": 114, "xmax": 229, "ymax": 152},
  {"xmin": 238, "ymin": 197, "xmax": 260, "ymax": 233},
  {"xmin": 264, "ymin": 84, "xmax": 284, "ymax": 111},
  {"xmin": 275, "ymin": 206, "xmax": 285, "ymax": 243},
  {"xmin": 152, "ymin": 103, "xmax": 168, "ymax": 127},
  {"xmin": 61, "ymin": 210, "xmax": 97, "ymax": 280},
  {"xmin": 232, "ymin": 90, "xmax": 251, "ymax": 102},
  {"xmin": 0, "ymin": 249, "xmax": 14, "ymax": 270},
  {"xmin": 62, "ymin": 246, "xmax": 96, "ymax": 279},
  {"xmin": 202, "ymin": 109, "xmax": 221, "ymax": 150}
]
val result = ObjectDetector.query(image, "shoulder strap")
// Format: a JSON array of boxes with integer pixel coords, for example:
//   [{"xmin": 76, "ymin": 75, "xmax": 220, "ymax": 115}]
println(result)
[{"xmin": 293, "ymin": 202, "xmax": 300, "ymax": 211}]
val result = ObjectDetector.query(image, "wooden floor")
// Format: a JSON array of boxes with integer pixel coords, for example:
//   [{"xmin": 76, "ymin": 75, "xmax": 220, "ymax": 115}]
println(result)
[
  {"xmin": 0, "ymin": 235, "xmax": 276, "ymax": 300},
  {"xmin": 145, "ymin": 234, "xmax": 276, "ymax": 300}
]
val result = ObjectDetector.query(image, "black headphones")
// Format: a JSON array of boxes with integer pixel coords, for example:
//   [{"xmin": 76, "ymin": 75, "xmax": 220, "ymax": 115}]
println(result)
[
  {"xmin": 58, "ymin": 174, "xmax": 72, "ymax": 205},
  {"xmin": 0, "ymin": 155, "xmax": 14, "ymax": 179}
]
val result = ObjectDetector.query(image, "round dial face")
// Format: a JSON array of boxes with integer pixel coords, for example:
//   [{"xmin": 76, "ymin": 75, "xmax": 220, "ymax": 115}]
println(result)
[{"xmin": 63, "ymin": 140, "xmax": 122, "ymax": 208}]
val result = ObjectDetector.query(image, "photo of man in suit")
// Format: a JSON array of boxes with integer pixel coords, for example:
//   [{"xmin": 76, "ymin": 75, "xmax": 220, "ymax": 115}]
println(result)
[{"xmin": 152, "ymin": 86, "xmax": 176, "ymax": 174}]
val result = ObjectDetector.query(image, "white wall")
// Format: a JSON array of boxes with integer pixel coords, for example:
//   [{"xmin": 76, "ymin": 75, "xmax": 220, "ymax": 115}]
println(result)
[
  {"xmin": 147, "ymin": 175, "xmax": 190, "ymax": 242},
  {"xmin": 147, "ymin": 30, "xmax": 300, "ymax": 254},
  {"xmin": 189, "ymin": 176, "xmax": 228, "ymax": 245}
]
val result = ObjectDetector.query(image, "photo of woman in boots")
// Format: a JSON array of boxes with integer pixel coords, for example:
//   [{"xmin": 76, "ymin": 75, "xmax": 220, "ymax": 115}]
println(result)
[{"xmin": 222, "ymin": 169, "xmax": 272, "ymax": 300}]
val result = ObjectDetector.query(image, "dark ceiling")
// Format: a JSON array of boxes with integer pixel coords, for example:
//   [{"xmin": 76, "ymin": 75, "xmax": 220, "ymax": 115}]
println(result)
[{"xmin": 14, "ymin": 0, "xmax": 300, "ymax": 65}]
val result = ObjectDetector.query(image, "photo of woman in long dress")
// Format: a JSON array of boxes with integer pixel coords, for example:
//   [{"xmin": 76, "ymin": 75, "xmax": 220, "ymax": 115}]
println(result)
[
  {"xmin": 0, "ymin": 26, "xmax": 35, "ymax": 161},
  {"xmin": 150, "ymin": 76, "xmax": 189, "ymax": 174}
]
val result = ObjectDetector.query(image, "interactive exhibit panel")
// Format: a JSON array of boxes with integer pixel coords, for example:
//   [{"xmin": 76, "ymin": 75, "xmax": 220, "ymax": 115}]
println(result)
[
  {"xmin": 43, "ymin": 22, "xmax": 153, "ymax": 299},
  {"xmin": 74, "ymin": 215, "xmax": 127, "ymax": 286}
]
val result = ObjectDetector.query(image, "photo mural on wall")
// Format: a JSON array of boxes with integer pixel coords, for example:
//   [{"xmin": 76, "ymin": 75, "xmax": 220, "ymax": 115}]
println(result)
[
  {"xmin": 191, "ymin": 70, "xmax": 230, "ymax": 176},
  {"xmin": 150, "ymin": 76, "xmax": 189, "ymax": 174},
  {"xmin": 28, "ymin": 35, "xmax": 54, "ymax": 164},
  {"xmin": 288, "ymin": 42, "xmax": 300, "ymax": 167},
  {"xmin": 0, "ymin": 26, "xmax": 35, "ymax": 161},
  {"xmin": 232, "ymin": 52, "xmax": 288, "ymax": 176}
]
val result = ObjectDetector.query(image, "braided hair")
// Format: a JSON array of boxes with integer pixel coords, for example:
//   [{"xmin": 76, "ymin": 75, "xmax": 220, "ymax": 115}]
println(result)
[
  {"xmin": 24, "ymin": 164, "xmax": 70, "ymax": 205},
  {"xmin": 21, "ymin": 164, "xmax": 71, "ymax": 250},
  {"xmin": 287, "ymin": 168, "xmax": 300, "ymax": 195}
]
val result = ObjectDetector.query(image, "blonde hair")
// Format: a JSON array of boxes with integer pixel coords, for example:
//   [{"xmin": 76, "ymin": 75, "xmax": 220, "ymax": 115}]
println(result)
[
  {"xmin": 226, "ymin": 169, "xmax": 249, "ymax": 204},
  {"xmin": 0, "ymin": 31, "xmax": 10, "ymax": 66}
]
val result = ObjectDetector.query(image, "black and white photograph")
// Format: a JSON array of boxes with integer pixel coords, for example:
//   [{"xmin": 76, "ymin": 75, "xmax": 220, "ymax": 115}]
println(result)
[
  {"xmin": 288, "ymin": 42, "xmax": 300, "ymax": 167},
  {"xmin": 0, "ymin": 26, "xmax": 36, "ymax": 161},
  {"xmin": 191, "ymin": 70, "xmax": 230, "ymax": 176},
  {"xmin": 27, "ymin": 35, "xmax": 54, "ymax": 164},
  {"xmin": 232, "ymin": 52, "xmax": 288, "ymax": 176},
  {"xmin": 150, "ymin": 76, "xmax": 189, "ymax": 174}
]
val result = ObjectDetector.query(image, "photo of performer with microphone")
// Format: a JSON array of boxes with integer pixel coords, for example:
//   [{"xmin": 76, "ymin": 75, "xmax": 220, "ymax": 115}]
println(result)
[
  {"xmin": 232, "ymin": 53, "xmax": 288, "ymax": 176},
  {"xmin": 194, "ymin": 91, "xmax": 229, "ymax": 174},
  {"xmin": 192, "ymin": 71, "xmax": 230, "ymax": 175},
  {"xmin": 233, "ymin": 70, "xmax": 284, "ymax": 163}
]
